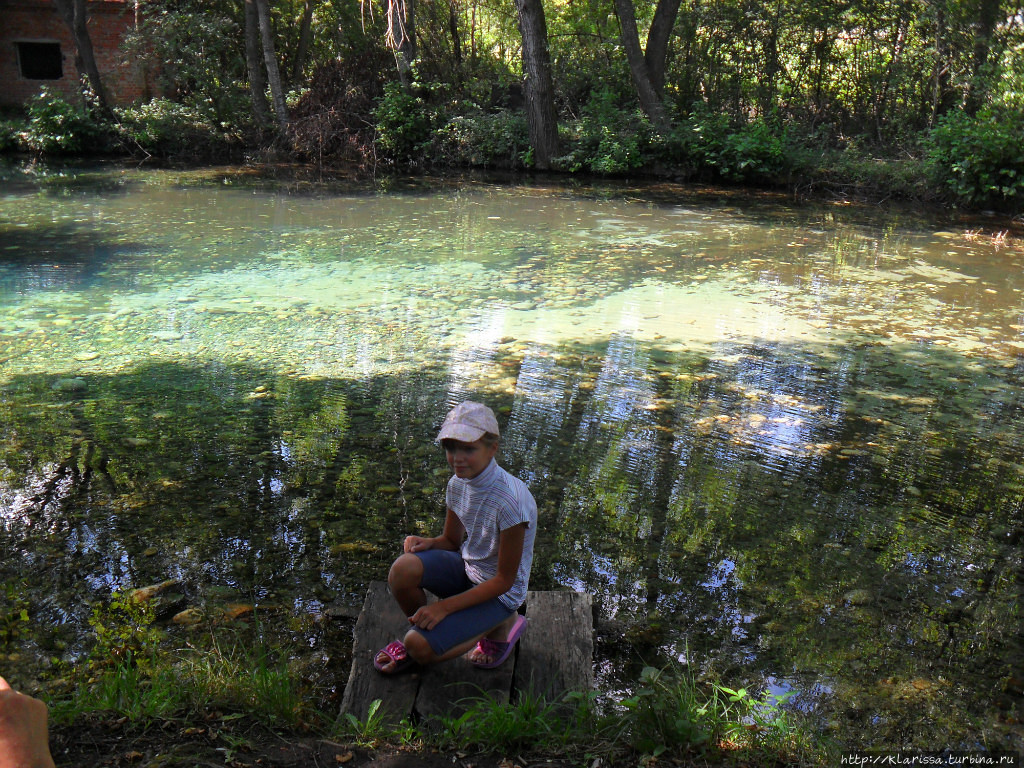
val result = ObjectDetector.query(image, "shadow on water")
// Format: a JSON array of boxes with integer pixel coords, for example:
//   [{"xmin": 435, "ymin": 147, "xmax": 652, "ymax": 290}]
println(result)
[
  {"xmin": 1, "ymin": 331, "xmax": 1022, "ymax": 750},
  {"xmin": 0, "ymin": 224, "xmax": 153, "ymax": 300}
]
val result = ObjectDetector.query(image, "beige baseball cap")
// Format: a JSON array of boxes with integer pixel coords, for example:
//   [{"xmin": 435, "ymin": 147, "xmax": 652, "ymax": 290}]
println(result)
[{"xmin": 435, "ymin": 401, "xmax": 500, "ymax": 443}]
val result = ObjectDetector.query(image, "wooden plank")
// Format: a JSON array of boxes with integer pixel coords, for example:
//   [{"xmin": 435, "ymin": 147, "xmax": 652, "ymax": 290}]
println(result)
[
  {"xmin": 341, "ymin": 584, "xmax": 594, "ymax": 726},
  {"xmin": 339, "ymin": 581, "xmax": 421, "ymax": 726},
  {"xmin": 414, "ymin": 635, "xmax": 514, "ymax": 724},
  {"xmin": 515, "ymin": 591, "xmax": 594, "ymax": 700}
]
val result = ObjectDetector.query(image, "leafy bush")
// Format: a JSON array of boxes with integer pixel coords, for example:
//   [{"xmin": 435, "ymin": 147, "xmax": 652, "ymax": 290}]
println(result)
[
  {"xmin": 435, "ymin": 110, "xmax": 530, "ymax": 168},
  {"xmin": 664, "ymin": 108, "xmax": 795, "ymax": 184},
  {"xmin": 115, "ymin": 99, "xmax": 215, "ymax": 155},
  {"xmin": 374, "ymin": 82, "xmax": 436, "ymax": 164},
  {"xmin": 23, "ymin": 88, "xmax": 107, "ymax": 154},
  {"xmin": 558, "ymin": 88, "xmax": 652, "ymax": 174},
  {"xmin": 124, "ymin": 3, "xmax": 249, "ymax": 132},
  {"xmin": 0, "ymin": 120, "xmax": 20, "ymax": 153},
  {"xmin": 928, "ymin": 108, "xmax": 1024, "ymax": 209}
]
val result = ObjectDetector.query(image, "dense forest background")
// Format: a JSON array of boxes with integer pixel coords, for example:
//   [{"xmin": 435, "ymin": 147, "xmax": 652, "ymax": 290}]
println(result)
[{"xmin": 3, "ymin": 0, "xmax": 1024, "ymax": 210}]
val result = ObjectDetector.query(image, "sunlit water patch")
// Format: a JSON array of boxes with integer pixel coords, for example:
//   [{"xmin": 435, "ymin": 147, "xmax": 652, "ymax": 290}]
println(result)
[{"xmin": 1, "ymin": 163, "xmax": 1023, "ymax": 750}]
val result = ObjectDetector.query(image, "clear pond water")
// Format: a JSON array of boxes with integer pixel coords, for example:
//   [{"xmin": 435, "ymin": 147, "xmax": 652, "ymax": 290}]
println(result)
[{"xmin": 1, "ymin": 162, "xmax": 1022, "ymax": 750}]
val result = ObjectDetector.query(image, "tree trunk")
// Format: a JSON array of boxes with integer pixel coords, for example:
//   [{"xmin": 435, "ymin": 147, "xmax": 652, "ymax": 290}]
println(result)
[
  {"xmin": 760, "ymin": 0, "xmax": 782, "ymax": 116},
  {"xmin": 292, "ymin": 0, "xmax": 316, "ymax": 84},
  {"xmin": 613, "ymin": 0, "xmax": 668, "ymax": 128},
  {"xmin": 643, "ymin": 0, "xmax": 681, "ymax": 95},
  {"xmin": 254, "ymin": 0, "xmax": 289, "ymax": 129},
  {"xmin": 449, "ymin": 0, "xmax": 462, "ymax": 66},
  {"xmin": 964, "ymin": 0, "xmax": 1003, "ymax": 115},
  {"xmin": 52, "ymin": 0, "xmax": 111, "ymax": 113},
  {"xmin": 244, "ymin": 0, "xmax": 272, "ymax": 127},
  {"xmin": 387, "ymin": 0, "xmax": 416, "ymax": 85},
  {"xmin": 514, "ymin": 0, "xmax": 559, "ymax": 169}
]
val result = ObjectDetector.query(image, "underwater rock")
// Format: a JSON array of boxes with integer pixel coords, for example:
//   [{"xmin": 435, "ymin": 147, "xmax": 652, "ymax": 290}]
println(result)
[
  {"xmin": 221, "ymin": 603, "xmax": 255, "ymax": 621},
  {"xmin": 51, "ymin": 377, "xmax": 87, "ymax": 393},
  {"xmin": 131, "ymin": 580, "xmax": 187, "ymax": 619},
  {"xmin": 327, "ymin": 603, "xmax": 361, "ymax": 620},
  {"xmin": 171, "ymin": 607, "xmax": 204, "ymax": 625},
  {"xmin": 843, "ymin": 589, "xmax": 874, "ymax": 606},
  {"xmin": 130, "ymin": 579, "xmax": 183, "ymax": 603}
]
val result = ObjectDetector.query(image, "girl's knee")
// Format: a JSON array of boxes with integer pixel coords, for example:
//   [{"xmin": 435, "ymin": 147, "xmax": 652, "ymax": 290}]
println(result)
[
  {"xmin": 403, "ymin": 630, "xmax": 435, "ymax": 664},
  {"xmin": 388, "ymin": 553, "xmax": 422, "ymax": 587}
]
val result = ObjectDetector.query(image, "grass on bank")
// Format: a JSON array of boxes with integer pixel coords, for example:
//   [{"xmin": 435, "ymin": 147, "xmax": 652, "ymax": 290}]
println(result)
[
  {"xmin": 46, "ymin": 644, "xmax": 830, "ymax": 766},
  {"xmin": 31, "ymin": 590, "xmax": 832, "ymax": 765}
]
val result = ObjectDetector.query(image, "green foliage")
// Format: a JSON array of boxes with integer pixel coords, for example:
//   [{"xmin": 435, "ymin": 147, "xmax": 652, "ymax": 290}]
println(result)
[
  {"xmin": 619, "ymin": 665, "xmax": 817, "ymax": 762},
  {"xmin": 665, "ymin": 108, "xmax": 795, "ymax": 184},
  {"xmin": 87, "ymin": 590, "xmax": 162, "ymax": 667},
  {"xmin": 177, "ymin": 636, "xmax": 303, "ymax": 724},
  {"xmin": 374, "ymin": 82, "xmax": 437, "ymax": 164},
  {"xmin": 1, "ymin": 581, "xmax": 30, "ymax": 647},
  {"xmin": 436, "ymin": 687, "xmax": 598, "ymax": 752},
  {"xmin": 928, "ymin": 108, "xmax": 1024, "ymax": 209},
  {"xmin": 338, "ymin": 698, "xmax": 393, "ymax": 745},
  {"xmin": 435, "ymin": 110, "xmax": 530, "ymax": 168},
  {"xmin": 0, "ymin": 120, "xmax": 20, "ymax": 153},
  {"xmin": 125, "ymin": 2, "xmax": 249, "ymax": 131},
  {"xmin": 76, "ymin": 658, "xmax": 186, "ymax": 721},
  {"xmin": 23, "ymin": 89, "xmax": 107, "ymax": 154},
  {"xmin": 618, "ymin": 665, "xmax": 717, "ymax": 756},
  {"xmin": 50, "ymin": 631, "xmax": 305, "ymax": 727},
  {"xmin": 559, "ymin": 89, "xmax": 651, "ymax": 174},
  {"xmin": 115, "ymin": 98, "xmax": 218, "ymax": 155}
]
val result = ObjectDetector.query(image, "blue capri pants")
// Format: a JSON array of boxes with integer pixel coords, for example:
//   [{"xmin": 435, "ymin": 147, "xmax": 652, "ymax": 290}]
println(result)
[{"xmin": 411, "ymin": 549, "xmax": 515, "ymax": 656}]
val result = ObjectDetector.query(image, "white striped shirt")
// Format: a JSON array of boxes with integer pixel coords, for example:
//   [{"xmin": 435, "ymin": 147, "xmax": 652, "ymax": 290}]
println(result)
[{"xmin": 446, "ymin": 458, "xmax": 537, "ymax": 610}]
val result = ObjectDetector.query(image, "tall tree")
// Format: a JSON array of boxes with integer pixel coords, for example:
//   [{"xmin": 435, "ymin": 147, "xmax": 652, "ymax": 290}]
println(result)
[
  {"xmin": 292, "ymin": 0, "xmax": 317, "ymax": 84},
  {"xmin": 254, "ymin": 0, "xmax": 289, "ymax": 128},
  {"xmin": 644, "ymin": 0, "xmax": 681, "ymax": 94},
  {"xmin": 514, "ymin": 0, "xmax": 559, "ymax": 169},
  {"xmin": 245, "ymin": 0, "xmax": 273, "ymax": 127},
  {"xmin": 964, "ymin": 0, "xmax": 1005, "ymax": 114},
  {"xmin": 612, "ymin": 0, "xmax": 680, "ymax": 129},
  {"xmin": 52, "ymin": 0, "xmax": 111, "ymax": 113},
  {"xmin": 386, "ymin": 0, "xmax": 417, "ymax": 85}
]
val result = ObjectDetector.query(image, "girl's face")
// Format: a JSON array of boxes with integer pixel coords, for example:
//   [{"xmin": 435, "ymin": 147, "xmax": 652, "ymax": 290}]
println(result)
[{"xmin": 442, "ymin": 437, "xmax": 498, "ymax": 479}]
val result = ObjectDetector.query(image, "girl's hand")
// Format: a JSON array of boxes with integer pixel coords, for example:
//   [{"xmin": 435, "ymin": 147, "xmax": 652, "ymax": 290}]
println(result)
[
  {"xmin": 403, "ymin": 536, "xmax": 432, "ymax": 554},
  {"xmin": 409, "ymin": 602, "xmax": 449, "ymax": 631}
]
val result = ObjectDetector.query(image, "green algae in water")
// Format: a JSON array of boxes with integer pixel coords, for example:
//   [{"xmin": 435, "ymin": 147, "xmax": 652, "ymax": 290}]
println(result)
[{"xmin": 1, "ymin": 163, "xmax": 1023, "ymax": 752}]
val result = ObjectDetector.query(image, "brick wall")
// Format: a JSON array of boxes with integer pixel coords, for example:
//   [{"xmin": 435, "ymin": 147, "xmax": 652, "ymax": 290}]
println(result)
[{"xmin": 0, "ymin": 0, "xmax": 153, "ymax": 109}]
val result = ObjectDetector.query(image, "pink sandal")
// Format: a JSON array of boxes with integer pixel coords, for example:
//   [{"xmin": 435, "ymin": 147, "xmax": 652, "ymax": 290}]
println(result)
[
  {"xmin": 470, "ymin": 615, "xmax": 528, "ymax": 669},
  {"xmin": 373, "ymin": 640, "xmax": 418, "ymax": 674}
]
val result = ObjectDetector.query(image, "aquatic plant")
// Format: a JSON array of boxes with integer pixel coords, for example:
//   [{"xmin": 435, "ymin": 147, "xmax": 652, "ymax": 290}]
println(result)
[{"xmin": 0, "ymin": 581, "xmax": 30, "ymax": 648}]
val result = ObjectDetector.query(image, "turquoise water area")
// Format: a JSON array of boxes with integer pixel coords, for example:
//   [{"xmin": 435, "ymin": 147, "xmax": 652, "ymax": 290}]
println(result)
[{"xmin": 1, "ymin": 163, "xmax": 1022, "ymax": 749}]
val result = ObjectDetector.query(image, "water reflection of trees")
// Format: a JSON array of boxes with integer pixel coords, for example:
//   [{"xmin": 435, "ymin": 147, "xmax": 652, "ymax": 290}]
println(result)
[{"xmin": 1, "ymin": 336, "xmax": 1022, "ymax": 749}]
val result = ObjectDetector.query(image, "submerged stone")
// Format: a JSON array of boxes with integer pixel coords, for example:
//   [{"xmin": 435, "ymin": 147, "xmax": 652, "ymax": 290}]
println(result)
[
  {"xmin": 51, "ymin": 377, "xmax": 87, "ymax": 393},
  {"xmin": 844, "ymin": 589, "xmax": 874, "ymax": 606}
]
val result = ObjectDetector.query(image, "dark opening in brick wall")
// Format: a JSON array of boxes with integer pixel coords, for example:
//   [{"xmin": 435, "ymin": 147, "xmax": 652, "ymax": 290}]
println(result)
[{"xmin": 17, "ymin": 41, "xmax": 64, "ymax": 80}]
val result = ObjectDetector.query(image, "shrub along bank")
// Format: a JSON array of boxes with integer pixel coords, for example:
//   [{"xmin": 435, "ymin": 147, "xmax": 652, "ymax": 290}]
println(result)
[
  {"xmin": 1, "ymin": 85, "xmax": 1022, "ymax": 214},
  {"xmin": 24, "ymin": 590, "xmax": 829, "ymax": 767}
]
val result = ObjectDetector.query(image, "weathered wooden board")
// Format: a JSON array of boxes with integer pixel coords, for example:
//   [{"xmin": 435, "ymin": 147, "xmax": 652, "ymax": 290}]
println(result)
[
  {"xmin": 413, "ymin": 647, "xmax": 513, "ymax": 723},
  {"xmin": 339, "ymin": 581, "xmax": 420, "ymax": 726},
  {"xmin": 515, "ymin": 590, "xmax": 594, "ymax": 700},
  {"xmin": 340, "ymin": 582, "xmax": 593, "ymax": 726}
]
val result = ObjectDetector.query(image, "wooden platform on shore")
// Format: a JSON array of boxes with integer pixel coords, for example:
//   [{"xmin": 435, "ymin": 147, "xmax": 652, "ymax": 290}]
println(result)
[{"xmin": 340, "ymin": 582, "xmax": 594, "ymax": 726}]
